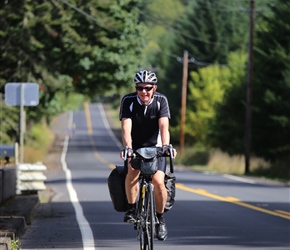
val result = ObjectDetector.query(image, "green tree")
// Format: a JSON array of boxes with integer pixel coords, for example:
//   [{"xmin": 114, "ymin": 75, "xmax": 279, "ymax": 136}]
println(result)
[
  {"xmin": 186, "ymin": 65, "xmax": 231, "ymax": 146},
  {"xmin": 139, "ymin": 0, "xmax": 186, "ymax": 79},
  {"xmin": 185, "ymin": 51, "xmax": 247, "ymax": 147},
  {"xmin": 160, "ymin": 0, "xmax": 250, "ymax": 127},
  {"xmin": 63, "ymin": 0, "xmax": 147, "ymax": 96},
  {"xmin": 251, "ymin": 0, "xmax": 290, "ymax": 161},
  {"xmin": 208, "ymin": 0, "xmax": 290, "ymax": 163},
  {"xmin": 0, "ymin": 94, "xmax": 19, "ymax": 144},
  {"xmin": 208, "ymin": 65, "xmax": 247, "ymax": 155},
  {"xmin": 0, "ymin": 0, "xmax": 146, "ymax": 97},
  {"xmin": 0, "ymin": 0, "xmax": 147, "ymax": 143}
]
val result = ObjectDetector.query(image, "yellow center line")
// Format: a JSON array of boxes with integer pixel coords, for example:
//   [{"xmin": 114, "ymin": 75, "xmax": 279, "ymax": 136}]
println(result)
[
  {"xmin": 84, "ymin": 102, "xmax": 93, "ymax": 135},
  {"xmin": 275, "ymin": 210, "xmax": 290, "ymax": 216},
  {"xmin": 84, "ymin": 102, "xmax": 115, "ymax": 169},
  {"xmin": 176, "ymin": 183, "xmax": 290, "ymax": 220}
]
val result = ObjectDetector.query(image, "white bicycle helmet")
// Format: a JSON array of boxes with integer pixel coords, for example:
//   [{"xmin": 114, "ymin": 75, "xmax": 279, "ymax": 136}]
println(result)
[{"xmin": 134, "ymin": 70, "xmax": 158, "ymax": 85}]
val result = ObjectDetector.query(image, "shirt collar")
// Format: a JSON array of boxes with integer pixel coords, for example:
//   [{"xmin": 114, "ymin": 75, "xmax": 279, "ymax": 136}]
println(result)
[{"xmin": 137, "ymin": 95, "xmax": 154, "ymax": 106}]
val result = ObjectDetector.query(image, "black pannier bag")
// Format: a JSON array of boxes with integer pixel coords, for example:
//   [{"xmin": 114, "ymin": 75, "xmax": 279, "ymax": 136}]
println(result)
[
  {"xmin": 164, "ymin": 170, "xmax": 176, "ymax": 212},
  {"xmin": 107, "ymin": 166, "xmax": 129, "ymax": 212}
]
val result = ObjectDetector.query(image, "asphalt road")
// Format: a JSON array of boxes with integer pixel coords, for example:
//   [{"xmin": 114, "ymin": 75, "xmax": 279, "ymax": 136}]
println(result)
[{"xmin": 20, "ymin": 103, "xmax": 290, "ymax": 250}]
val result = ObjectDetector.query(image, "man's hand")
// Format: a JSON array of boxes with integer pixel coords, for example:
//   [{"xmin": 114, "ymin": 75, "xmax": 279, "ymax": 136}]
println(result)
[
  {"xmin": 171, "ymin": 147, "xmax": 177, "ymax": 159},
  {"xmin": 120, "ymin": 149, "xmax": 125, "ymax": 160},
  {"xmin": 120, "ymin": 147, "xmax": 133, "ymax": 160},
  {"xmin": 162, "ymin": 144, "xmax": 177, "ymax": 159}
]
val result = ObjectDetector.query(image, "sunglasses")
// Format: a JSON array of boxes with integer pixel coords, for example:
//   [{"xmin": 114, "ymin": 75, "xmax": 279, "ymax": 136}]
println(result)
[{"xmin": 136, "ymin": 86, "xmax": 154, "ymax": 91}]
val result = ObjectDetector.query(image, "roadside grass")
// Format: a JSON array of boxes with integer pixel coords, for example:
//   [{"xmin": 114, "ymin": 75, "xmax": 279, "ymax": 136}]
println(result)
[
  {"xmin": 249, "ymin": 157, "xmax": 290, "ymax": 183},
  {"xmin": 11, "ymin": 235, "xmax": 20, "ymax": 250},
  {"xmin": 174, "ymin": 146, "xmax": 289, "ymax": 184},
  {"xmin": 103, "ymin": 103, "xmax": 120, "ymax": 129},
  {"xmin": 23, "ymin": 93, "xmax": 85, "ymax": 163},
  {"xmin": 38, "ymin": 186, "xmax": 55, "ymax": 204},
  {"xmin": 24, "ymin": 122, "xmax": 55, "ymax": 164},
  {"xmin": 174, "ymin": 146, "xmax": 269, "ymax": 174}
]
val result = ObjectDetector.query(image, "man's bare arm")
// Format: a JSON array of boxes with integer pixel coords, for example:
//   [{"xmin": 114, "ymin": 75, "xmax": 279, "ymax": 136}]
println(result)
[
  {"xmin": 158, "ymin": 117, "xmax": 170, "ymax": 146},
  {"xmin": 121, "ymin": 118, "xmax": 132, "ymax": 148}
]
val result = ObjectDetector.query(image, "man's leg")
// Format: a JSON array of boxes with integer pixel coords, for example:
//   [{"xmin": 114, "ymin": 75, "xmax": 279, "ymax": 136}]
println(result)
[
  {"xmin": 152, "ymin": 170, "xmax": 167, "ymax": 213},
  {"xmin": 124, "ymin": 165, "xmax": 140, "ymax": 222},
  {"xmin": 152, "ymin": 170, "xmax": 168, "ymax": 241}
]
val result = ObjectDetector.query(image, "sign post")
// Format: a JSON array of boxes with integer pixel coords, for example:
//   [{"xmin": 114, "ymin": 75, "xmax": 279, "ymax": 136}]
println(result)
[{"xmin": 5, "ymin": 83, "xmax": 39, "ymax": 163}]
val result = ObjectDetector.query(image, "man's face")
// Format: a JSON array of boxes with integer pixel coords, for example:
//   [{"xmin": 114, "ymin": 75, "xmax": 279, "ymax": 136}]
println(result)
[{"xmin": 135, "ymin": 83, "xmax": 157, "ymax": 104}]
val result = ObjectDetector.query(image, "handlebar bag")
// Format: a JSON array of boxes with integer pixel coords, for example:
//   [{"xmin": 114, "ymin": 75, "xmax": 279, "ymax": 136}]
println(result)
[
  {"xmin": 130, "ymin": 147, "xmax": 161, "ymax": 175},
  {"xmin": 107, "ymin": 166, "xmax": 129, "ymax": 212}
]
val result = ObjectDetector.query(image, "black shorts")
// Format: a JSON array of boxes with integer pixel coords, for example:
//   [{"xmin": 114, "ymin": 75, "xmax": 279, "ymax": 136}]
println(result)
[{"xmin": 157, "ymin": 157, "xmax": 167, "ymax": 173}]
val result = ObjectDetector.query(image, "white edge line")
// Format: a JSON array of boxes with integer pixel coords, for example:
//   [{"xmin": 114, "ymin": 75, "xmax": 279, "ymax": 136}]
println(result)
[
  {"xmin": 60, "ymin": 111, "xmax": 96, "ymax": 250},
  {"xmin": 97, "ymin": 103, "xmax": 123, "ymax": 149},
  {"xmin": 224, "ymin": 174, "xmax": 256, "ymax": 184}
]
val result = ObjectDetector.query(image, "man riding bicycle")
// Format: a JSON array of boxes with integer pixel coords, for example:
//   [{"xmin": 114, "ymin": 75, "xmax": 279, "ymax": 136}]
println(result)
[{"xmin": 119, "ymin": 70, "xmax": 177, "ymax": 241}]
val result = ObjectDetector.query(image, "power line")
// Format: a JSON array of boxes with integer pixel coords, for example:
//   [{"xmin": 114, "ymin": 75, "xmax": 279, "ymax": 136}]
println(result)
[
  {"xmin": 154, "ymin": 47, "xmax": 247, "ymax": 68},
  {"xmin": 152, "ymin": 48, "xmax": 231, "ymax": 69},
  {"xmin": 156, "ymin": 48, "xmax": 244, "ymax": 68},
  {"xmin": 139, "ymin": 12, "xmax": 227, "ymax": 47},
  {"xmin": 204, "ymin": 1, "xmax": 268, "ymax": 13},
  {"xmin": 58, "ymin": 0, "xmax": 122, "ymax": 34},
  {"xmin": 139, "ymin": 0, "xmax": 271, "ymax": 48}
]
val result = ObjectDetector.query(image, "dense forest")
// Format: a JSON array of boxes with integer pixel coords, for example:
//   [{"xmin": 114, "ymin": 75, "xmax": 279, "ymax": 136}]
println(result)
[{"xmin": 0, "ymin": 0, "xmax": 289, "ymax": 174}]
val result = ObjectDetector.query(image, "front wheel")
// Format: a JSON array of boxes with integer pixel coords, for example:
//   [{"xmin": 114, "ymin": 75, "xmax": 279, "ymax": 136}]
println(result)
[
  {"xmin": 139, "ymin": 228, "xmax": 146, "ymax": 250},
  {"xmin": 138, "ymin": 184, "xmax": 147, "ymax": 250},
  {"xmin": 145, "ymin": 183, "xmax": 155, "ymax": 250}
]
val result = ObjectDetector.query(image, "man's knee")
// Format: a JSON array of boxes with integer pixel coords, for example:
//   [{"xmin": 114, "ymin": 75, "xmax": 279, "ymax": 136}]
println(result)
[
  {"xmin": 152, "ymin": 171, "xmax": 166, "ymax": 190},
  {"xmin": 126, "ymin": 166, "xmax": 140, "ymax": 181}
]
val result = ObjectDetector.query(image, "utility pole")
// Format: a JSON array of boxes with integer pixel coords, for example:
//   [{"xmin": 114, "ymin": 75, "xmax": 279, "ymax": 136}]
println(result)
[
  {"xmin": 180, "ymin": 50, "xmax": 188, "ymax": 156},
  {"xmin": 245, "ymin": 0, "xmax": 255, "ymax": 174}
]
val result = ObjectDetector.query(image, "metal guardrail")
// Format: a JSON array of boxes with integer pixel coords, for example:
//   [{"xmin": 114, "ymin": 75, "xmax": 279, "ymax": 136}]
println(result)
[
  {"xmin": 1, "ymin": 144, "xmax": 47, "ymax": 195},
  {"xmin": 17, "ymin": 163, "xmax": 47, "ymax": 194}
]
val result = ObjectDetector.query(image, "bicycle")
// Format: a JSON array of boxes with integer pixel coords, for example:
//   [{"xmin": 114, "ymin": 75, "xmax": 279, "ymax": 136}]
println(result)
[{"xmin": 124, "ymin": 145, "xmax": 174, "ymax": 250}]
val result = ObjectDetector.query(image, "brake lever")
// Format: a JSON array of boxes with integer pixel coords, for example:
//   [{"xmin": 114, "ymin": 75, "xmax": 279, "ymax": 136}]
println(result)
[
  {"xmin": 124, "ymin": 146, "xmax": 128, "ymax": 161},
  {"xmin": 169, "ymin": 144, "xmax": 174, "ymax": 173},
  {"xmin": 169, "ymin": 144, "xmax": 173, "ymax": 158}
]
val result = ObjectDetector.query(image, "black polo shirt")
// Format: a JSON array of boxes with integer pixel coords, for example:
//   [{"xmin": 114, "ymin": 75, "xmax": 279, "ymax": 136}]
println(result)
[{"xmin": 119, "ymin": 91, "xmax": 171, "ymax": 149}]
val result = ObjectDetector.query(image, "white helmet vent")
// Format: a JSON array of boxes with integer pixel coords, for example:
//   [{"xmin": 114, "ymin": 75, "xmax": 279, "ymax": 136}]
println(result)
[{"xmin": 134, "ymin": 70, "xmax": 158, "ymax": 84}]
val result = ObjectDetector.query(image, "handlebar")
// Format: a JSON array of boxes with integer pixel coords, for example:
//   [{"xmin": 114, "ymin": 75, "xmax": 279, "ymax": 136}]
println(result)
[
  {"xmin": 123, "ymin": 145, "xmax": 174, "ymax": 161},
  {"xmin": 123, "ymin": 145, "xmax": 175, "ymax": 173}
]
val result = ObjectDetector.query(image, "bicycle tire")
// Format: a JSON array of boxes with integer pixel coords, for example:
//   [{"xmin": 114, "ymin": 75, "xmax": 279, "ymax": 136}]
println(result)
[
  {"xmin": 138, "ymin": 184, "xmax": 146, "ymax": 250},
  {"xmin": 145, "ymin": 183, "xmax": 155, "ymax": 250},
  {"xmin": 139, "ymin": 230, "xmax": 146, "ymax": 250}
]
